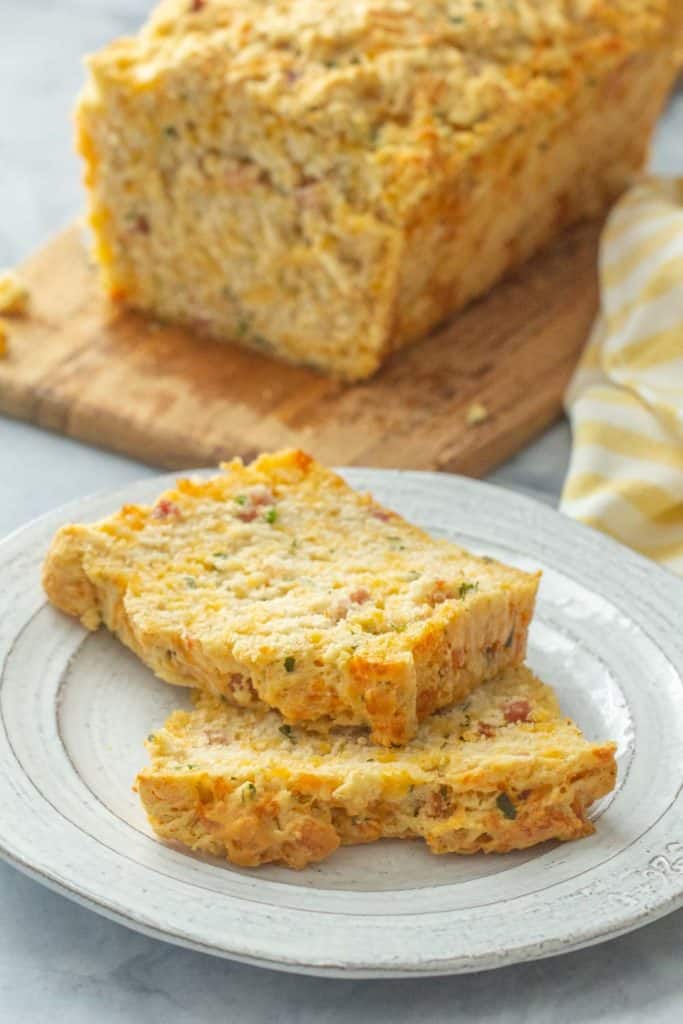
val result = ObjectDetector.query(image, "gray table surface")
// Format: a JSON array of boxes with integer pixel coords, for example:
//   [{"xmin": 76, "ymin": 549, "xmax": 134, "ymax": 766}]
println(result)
[{"xmin": 1, "ymin": 4, "xmax": 681, "ymax": 1021}]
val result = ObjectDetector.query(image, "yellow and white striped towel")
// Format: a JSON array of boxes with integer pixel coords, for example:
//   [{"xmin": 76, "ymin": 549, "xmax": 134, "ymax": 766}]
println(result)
[{"xmin": 561, "ymin": 178, "xmax": 683, "ymax": 576}]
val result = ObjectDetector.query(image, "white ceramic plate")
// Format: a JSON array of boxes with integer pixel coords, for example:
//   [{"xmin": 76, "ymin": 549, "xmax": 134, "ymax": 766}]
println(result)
[{"xmin": 1, "ymin": 469, "xmax": 682, "ymax": 977}]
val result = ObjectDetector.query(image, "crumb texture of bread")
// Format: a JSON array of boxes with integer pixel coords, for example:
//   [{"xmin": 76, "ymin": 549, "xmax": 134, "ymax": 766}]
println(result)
[
  {"xmin": 136, "ymin": 665, "xmax": 617, "ymax": 869},
  {"xmin": 75, "ymin": 0, "xmax": 682, "ymax": 378},
  {"xmin": 42, "ymin": 449, "xmax": 539, "ymax": 744}
]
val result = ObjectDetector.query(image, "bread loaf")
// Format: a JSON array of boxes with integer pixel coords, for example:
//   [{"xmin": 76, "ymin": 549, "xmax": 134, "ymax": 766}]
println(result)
[{"xmin": 76, "ymin": 1, "xmax": 682, "ymax": 378}]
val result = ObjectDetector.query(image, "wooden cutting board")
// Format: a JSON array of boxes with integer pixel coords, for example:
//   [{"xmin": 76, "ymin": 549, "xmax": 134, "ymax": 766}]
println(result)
[{"xmin": 0, "ymin": 222, "xmax": 599, "ymax": 474}]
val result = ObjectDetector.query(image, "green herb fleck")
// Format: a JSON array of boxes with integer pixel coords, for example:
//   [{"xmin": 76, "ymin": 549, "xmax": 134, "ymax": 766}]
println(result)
[
  {"xmin": 184, "ymin": 576, "xmax": 197, "ymax": 588},
  {"xmin": 163, "ymin": 124, "xmax": 178, "ymax": 138},
  {"xmin": 264, "ymin": 506, "xmax": 278, "ymax": 524},
  {"xmin": 186, "ymin": 764, "xmax": 197, "ymax": 771},
  {"xmin": 449, "ymin": 14, "xmax": 464, "ymax": 24},
  {"xmin": 147, "ymin": 733, "xmax": 156, "ymax": 742},
  {"xmin": 212, "ymin": 551, "xmax": 227, "ymax": 559},
  {"xmin": 290, "ymin": 537, "xmax": 299, "ymax": 553},
  {"xmin": 241, "ymin": 782, "xmax": 257, "ymax": 803},
  {"xmin": 236, "ymin": 317, "xmax": 250, "ymax": 336},
  {"xmin": 458, "ymin": 581, "xmax": 479, "ymax": 599},
  {"xmin": 284, "ymin": 656, "xmax": 296, "ymax": 673},
  {"xmin": 234, "ymin": 494, "xmax": 247, "ymax": 505},
  {"xmin": 279, "ymin": 724, "xmax": 296, "ymax": 742},
  {"xmin": 496, "ymin": 792, "xmax": 517, "ymax": 820},
  {"xmin": 251, "ymin": 334, "xmax": 272, "ymax": 351},
  {"xmin": 405, "ymin": 570, "xmax": 420, "ymax": 581}
]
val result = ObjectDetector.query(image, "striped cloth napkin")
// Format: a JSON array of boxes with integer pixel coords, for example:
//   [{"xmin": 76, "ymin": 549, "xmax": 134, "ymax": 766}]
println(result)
[{"xmin": 560, "ymin": 177, "xmax": 683, "ymax": 576}]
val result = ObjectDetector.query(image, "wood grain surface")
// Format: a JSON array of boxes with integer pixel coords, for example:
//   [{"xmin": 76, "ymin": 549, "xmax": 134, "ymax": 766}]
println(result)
[{"xmin": 0, "ymin": 222, "xmax": 600, "ymax": 474}]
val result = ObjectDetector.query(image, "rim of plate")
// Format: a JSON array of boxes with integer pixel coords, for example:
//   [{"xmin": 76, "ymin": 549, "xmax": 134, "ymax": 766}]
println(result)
[{"xmin": 0, "ymin": 467, "xmax": 682, "ymax": 978}]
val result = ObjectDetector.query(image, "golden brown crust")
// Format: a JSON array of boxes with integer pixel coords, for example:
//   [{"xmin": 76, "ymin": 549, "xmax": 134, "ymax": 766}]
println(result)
[
  {"xmin": 391, "ymin": 50, "xmax": 679, "ymax": 351},
  {"xmin": 42, "ymin": 526, "xmax": 103, "ymax": 630}
]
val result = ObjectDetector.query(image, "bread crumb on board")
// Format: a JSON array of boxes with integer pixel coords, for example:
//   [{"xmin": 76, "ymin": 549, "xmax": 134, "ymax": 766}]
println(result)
[
  {"xmin": 0, "ymin": 270, "xmax": 30, "ymax": 316},
  {"xmin": 466, "ymin": 402, "xmax": 489, "ymax": 426}
]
